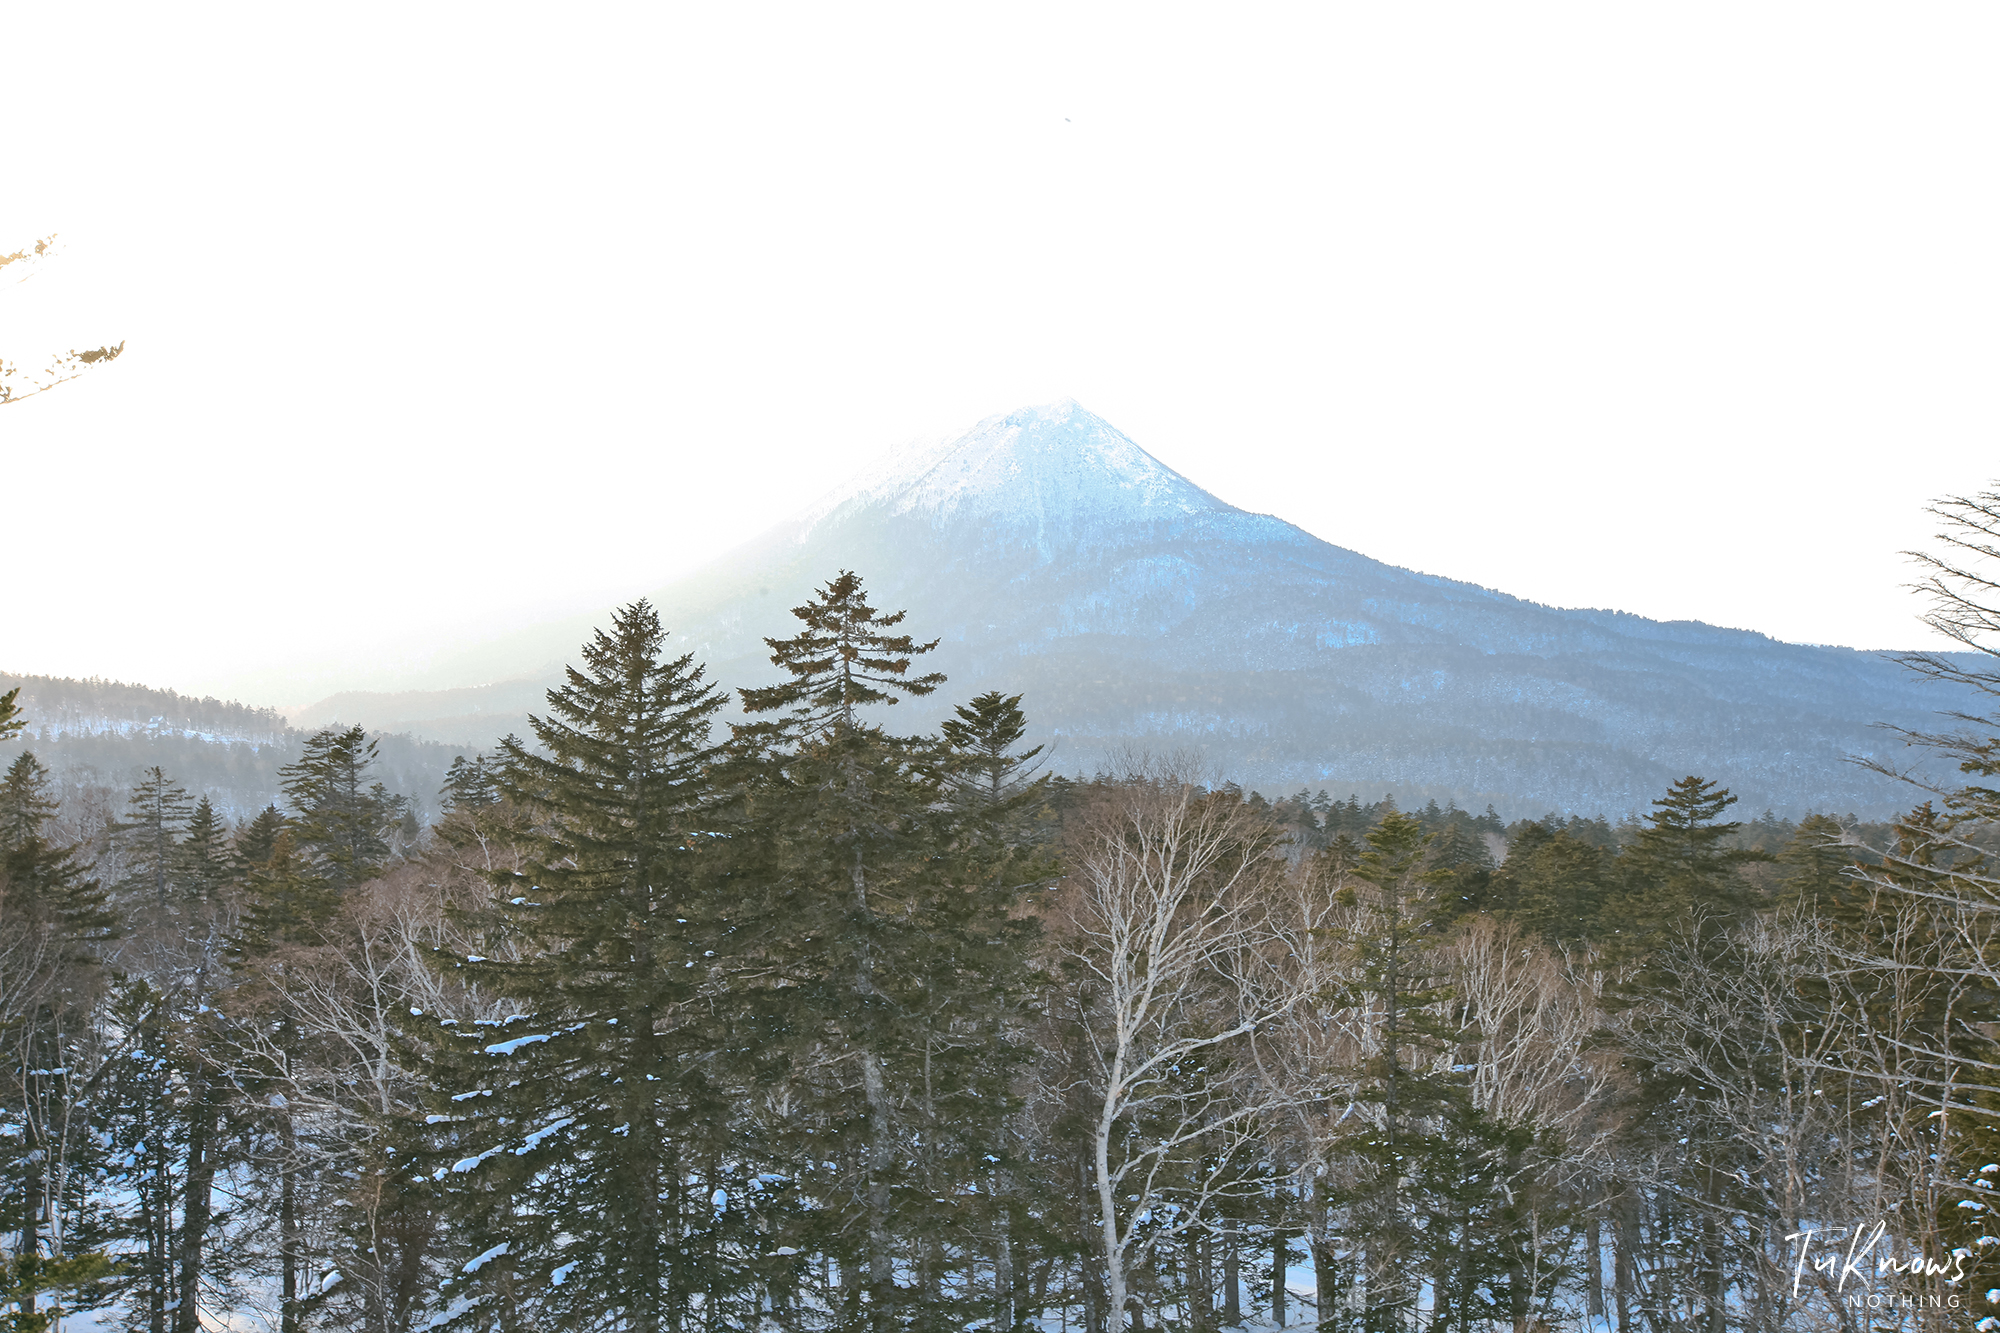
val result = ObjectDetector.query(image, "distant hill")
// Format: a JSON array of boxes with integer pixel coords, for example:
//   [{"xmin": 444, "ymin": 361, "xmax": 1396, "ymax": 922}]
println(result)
[
  {"xmin": 0, "ymin": 673, "xmax": 469, "ymax": 824},
  {"xmin": 276, "ymin": 401, "xmax": 1980, "ymax": 818}
]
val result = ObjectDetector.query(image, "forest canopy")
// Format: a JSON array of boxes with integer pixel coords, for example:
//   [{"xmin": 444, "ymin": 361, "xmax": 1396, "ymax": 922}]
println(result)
[{"xmin": 2, "ymin": 487, "xmax": 1999, "ymax": 1332}]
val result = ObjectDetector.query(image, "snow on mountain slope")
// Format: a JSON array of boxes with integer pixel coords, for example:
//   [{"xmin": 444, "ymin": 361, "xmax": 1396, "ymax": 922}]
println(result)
[
  {"xmin": 286, "ymin": 402, "xmax": 1978, "ymax": 817},
  {"xmin": 799, "ymin": 399, "xmax": 1232, "ymax": 538}
]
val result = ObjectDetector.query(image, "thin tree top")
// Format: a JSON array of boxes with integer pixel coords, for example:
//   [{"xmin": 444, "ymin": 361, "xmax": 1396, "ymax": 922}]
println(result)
[
  {"xmin": 0, "ymin": 687, "xmax": 22, "ymax": 745},
  {"xmin": 738, "ymin": 571, "xmax": 946, "ymax": 739}
]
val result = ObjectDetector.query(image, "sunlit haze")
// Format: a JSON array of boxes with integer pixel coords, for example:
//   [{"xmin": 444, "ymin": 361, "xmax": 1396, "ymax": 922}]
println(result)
[{"xmin": 3, "ymin": 5, "xmax": 1995, "ymax": 706}]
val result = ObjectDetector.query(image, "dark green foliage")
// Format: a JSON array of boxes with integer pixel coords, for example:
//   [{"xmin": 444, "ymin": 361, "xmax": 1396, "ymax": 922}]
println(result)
[
  {"xmin": 0, "ymin": 753, "xmax": 118, "ymax": 1331},
  {"xmin": 112, "ymin": 767, "xmax": 193, "ymax": 908},
  {"xmin": 0, "ymin": 1250, "xmax": 116, "ymax": 1332},
  {"xmin": 101, "ymin": 978, "xmax": 188, "ymax": 1330},
  {"xmin": 736, "ymin": 570, "xmax": 946, "ymax": 744},
  {"xmin": 733, "ymin": 571, "xmax": 1038, "ymax": 1331},
  {"xmin": 176, "ymin": 797, "xmax": 234, "ymax": 908},
  {"xmin": 0, "ymin": 691, "xmax": 22, "ymax": 747},
  {"xmin": 231, "ymin": 833, "xmax": 340, "ymax": 957},
  {"xmin": 1488, "ymin": 822, "xmax": 1617, "ymax": 943},
  {"xmin": 278, "ymin": 726, "xmax": 406, "ymax": 894},
  {"xmin": 233, "ymin": 805, "xmax": 286, "ymax": 872},
  {"xmin": 430, "ymin": 599, "xmax": 745, "ymax": 1331},
  {"xmin": 1415, "ymin": 1104, "xmax": 1568, "ymax": 1333},
  {"xmin": 0, "ymin": 753, "xmax": 117, "ymax": 958},
  {"xmin": 1317, "ymin": 812, "xmax": 1458, "ymax": 1329},
  {"xmin": 1602, "ymin": 776, "xmax": 1765, "ymax": 960},
  {"xmin": 940, "ymin": 690, "xmax": 1045, "ymax": 808},
  {"xmin": 0, "ymin": 755, "xmax": 57, "ymax": 852},
  {"xmin": 439, "ymin": 754, "xmax": 502, "ymax": 811}
]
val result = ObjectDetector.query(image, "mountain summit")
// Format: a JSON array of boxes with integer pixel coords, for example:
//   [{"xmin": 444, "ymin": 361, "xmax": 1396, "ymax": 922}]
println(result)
[
  {"xmin": 799, "ymin": 400, "xmax": 1233, "ymax": 539},
  {"xmin": 293, "ymin": 403, "xmax": 1971, "ymax": 817}
]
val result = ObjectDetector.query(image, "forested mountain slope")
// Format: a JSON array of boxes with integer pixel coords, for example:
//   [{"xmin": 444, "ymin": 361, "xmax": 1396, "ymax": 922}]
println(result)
[
  {"xmin": 0, "ymin": 672, "xmax": 463, "ymax": 822},
  {"xmin": 289, "ymin": 402, "xmax": 1972, "ymax": 818}
]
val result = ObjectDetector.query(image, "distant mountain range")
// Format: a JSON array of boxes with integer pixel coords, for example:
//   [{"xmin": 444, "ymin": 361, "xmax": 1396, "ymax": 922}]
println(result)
[
  {"xmin": 0, "ymin": 673, "xmax": 463, "ymax": 824},
  {"xmin": 273, "ymin": 401, "xmax": 1974, "ymax": 819}
]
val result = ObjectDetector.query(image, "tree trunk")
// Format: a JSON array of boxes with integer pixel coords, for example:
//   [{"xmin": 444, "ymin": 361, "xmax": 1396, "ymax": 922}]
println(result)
[
  {"xmin": 1271, "ymin": 1230, "xmax": 1288, "ymax": 1327},
  {"xmin": 1613, "ymin": 1191, "xmax": 1635, "ymax": 1333},
  {"xmin": 850, "ymin": 840, "xmax": 897, "ymax": 1332},
  {"xmin": 1310, "ymin": 1172, "xmax": 1337, "ymax": 1327},
  {"xmin": 148, "ymin": 1122, "xmax": 170, "ymax": 1333},
  {"xmin": 1092, "ymin": 1088, "xmax": 1129, "ymax": 1333},
  {"xmin": 861, "ymin": 1049, "xmax": 897, "ymax": 1328},
  {"xmin": 1082, "ymin": 1245, "xmax": 1109, "ymax": 1333},
  {"xmin": 628, "ymin": 1032, "xmax": 665, "ymax": 1333},
  {"xmin": 19, "ymin": 1069, "xmax": 42, "ymax": 1328},
  {"xmin": 995, "ymin": 1213, "xmax": 1016, "ymax": 1330},
  {"xmin": 1585, "ymin": 1182, "xmax": 1605, "ymax": 1322},
  {"xmin": 1221, "ymin": 1217, "xmax": 1241, "ymax": 1326},
  {"xmin": 1188, "ymin": 1229, "xmax": 1213, "ymax": 1331},
  {"xmin": 280, "ymin": 1106, "xmax": 300, "ymax": 1333},
  {"xmin": 1701, "ymin": 1167, "xmax": 1724, "ymax": 1333},
  {"xmin": 175, "ymin": 1082, "xmax": 215, "ymax": 1333}
]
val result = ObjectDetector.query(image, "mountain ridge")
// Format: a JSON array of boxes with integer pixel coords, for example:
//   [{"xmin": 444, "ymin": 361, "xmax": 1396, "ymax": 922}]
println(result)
[{"xmin": 278, "ymin": 402, "xmax": 1975, "ymax": 817}]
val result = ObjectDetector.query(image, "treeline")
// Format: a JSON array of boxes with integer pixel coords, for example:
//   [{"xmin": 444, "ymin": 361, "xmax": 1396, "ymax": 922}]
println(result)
[
  {"xmin": 0, "ymin": 673, "xmax": 467, "ymax": 827},
  {"xmin": 0, "ymin": 564, "xmax": 1998, "ymax": 1332}
]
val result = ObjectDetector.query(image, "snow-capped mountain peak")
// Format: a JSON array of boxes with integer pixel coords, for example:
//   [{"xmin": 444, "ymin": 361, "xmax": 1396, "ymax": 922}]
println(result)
[{"xmin": 799, "ymin": 399, "xmax": 1234, "ymax": 538}]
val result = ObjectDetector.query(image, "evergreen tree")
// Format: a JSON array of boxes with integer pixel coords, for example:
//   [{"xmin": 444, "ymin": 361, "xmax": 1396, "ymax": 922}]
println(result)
[
  {"xmin": 111, "ymin": 767, "xmax": 192, "ymax": 908},
  {"xmin": 175, "ymin": 797, "xmax": 234, "ymax": 909},
  {"xmin": 1774, "ymin": 812, "xmax": 1861, "ymax": 917},
  {"xmin": 1317, "ymin": 812, "xmax": 1456, "ymax": 1330},
  {"xmin": 232, "ymin": 833, "xmax": 340, "ymax": 958},
  {"xmin": 0, "ymin": 754, "xmax": 117, "ymax": 966},
  {"xmin": 226, "ymin": 829, "xmax": 342, "ymax": 1333},
  {"xmin": 0, "ymin": 753, "xmax": 117, "ymax": 1331},
  {"xmin": 427, "ymin": 600, "xmax": 745, "ymax": 1332},
  {"xmin": 439, "ymin": 755, "xmax": 502, "ymax": 811},
  {"xmin": 1603, "ymin": 776, "xmax": 1763, "ymax": 959},
  {"xmin": 278, "ymin": 727, "xmax": 404, "ymax": 893},
  {"xmin": 0, "ymin": 689, "xmax": 23, "ymax": 747},
  {"xmin": 1490, "ymin": 822, "xmax": 1617, "ymax": 943},
  {"xmin": 939, "ymin": 690, "xmax": 1044, "ymax": 808},
  {"xmin": 232, "ymin": 806, "xmax": 286, "ymax": 877},
  {"xmin": 0, "ymin": 755, "xmax": 57, "ymax": 853},
  {"xmin": 165, "ymin": 793, "xmax": 238, "ymax": 1333},
  {"xmin": 102, "ymin": 977, "xmax": 187, "ymax": 1333},
  {"xmin": 735, "ymin": 571, "xmax": 1034, "ymax": 1330}
]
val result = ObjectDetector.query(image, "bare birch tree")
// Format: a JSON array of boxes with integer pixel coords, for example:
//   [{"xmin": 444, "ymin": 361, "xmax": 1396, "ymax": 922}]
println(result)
[{"xmin": 1051, "ymin": 766, "xmax": 1297, "ymax": 1332}]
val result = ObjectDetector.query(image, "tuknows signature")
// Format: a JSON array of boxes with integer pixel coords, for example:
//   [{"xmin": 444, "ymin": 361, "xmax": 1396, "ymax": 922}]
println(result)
[{"xmin": 1786, "ymin": 1222, "xmax": 1971, "ymax": 1298}]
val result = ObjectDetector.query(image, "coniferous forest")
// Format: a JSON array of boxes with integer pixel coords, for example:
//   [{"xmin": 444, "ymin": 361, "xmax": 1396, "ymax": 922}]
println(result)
[{"xmin": 5, "ymin": 495, "xmax": 2000, "ymax": 1333}]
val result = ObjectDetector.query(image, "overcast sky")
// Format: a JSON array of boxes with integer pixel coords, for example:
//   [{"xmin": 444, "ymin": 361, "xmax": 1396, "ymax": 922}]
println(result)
[{"xmin": 3, "ymin": 5, "xmax": 1995, "ymax": 706}]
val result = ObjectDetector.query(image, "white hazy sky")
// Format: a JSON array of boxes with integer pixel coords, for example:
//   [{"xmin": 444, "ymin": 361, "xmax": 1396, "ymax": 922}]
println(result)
[{"xmin": 3, "ymin": 4, "xmax": 1995, "ymax": 706}]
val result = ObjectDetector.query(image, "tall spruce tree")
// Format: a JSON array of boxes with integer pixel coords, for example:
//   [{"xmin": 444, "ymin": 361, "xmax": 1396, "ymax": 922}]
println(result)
[
  {"xmin": 0, "ymin": 753, "xmax": 118, "ymax": 1330},
  {"xmin": 426, "ymin": 600, "xmax": 746, "ymax": 1332},
  {"xmin": 111, "ymin": 768, "xmax": 193, "ymax": 909},
  {"xmin": 734, "ymin": 571, "xmax": 1036, "ymax": 1330},
  {"xmin": 164, "ymin": 794, "xmax": 237, "ymax": 1333},
  {"xmin": 176, "ymin": 797, "xmax": 234, "ymax": 910},
  {"xmin": 1317, "ymin": 811, "xmax": 1456, "ymax": 1329},
  {"xmin": 1604, "ymin": 779, "xmax": 1775, "ymax": 1330},
  {"xmin": 1603, "ymin": 776, "xmax": 1764, "ymax": 961},
  {"xmin": 939, "ymin": 690, "xmax": 1044, "ymax": 809},
  {"xmin": 279, "ymin": 727, "xmax": 404, "ymax": 894},
  {"xmin": 233, "ymin": 806, "xmax": 287, "ymax": 875}
]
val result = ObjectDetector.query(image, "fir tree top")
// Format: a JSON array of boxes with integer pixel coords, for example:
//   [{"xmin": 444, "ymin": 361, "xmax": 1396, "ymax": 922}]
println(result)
[
  {"xmin": 279, "ymin": 725, "xmax": 404, "ymax": 893},
  {"xmin": 737, "ymin": 570, "xmax": 945, "ymax": 743},
  {"xmin": 0, "ymin": 751, "xmax": 57, "ymax": 851},
  {"xmin": 0, "ymin": 687, "xmax": 23, "ymax": 745},
  {"xmin": 940, "ymin": 690, "xmax": 1046, "ymax": 808}
]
